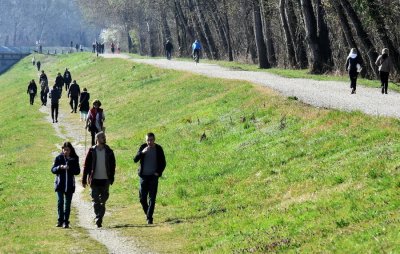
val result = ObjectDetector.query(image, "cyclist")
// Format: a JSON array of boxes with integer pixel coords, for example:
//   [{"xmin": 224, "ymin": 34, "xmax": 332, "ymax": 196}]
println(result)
[
  {"xmin": 165, "ymin": 40, "xmax": 173, "ymax": 60},
  {"xmin": 192, "ymin": 40, "xmax": 202, "ymax": 63}
]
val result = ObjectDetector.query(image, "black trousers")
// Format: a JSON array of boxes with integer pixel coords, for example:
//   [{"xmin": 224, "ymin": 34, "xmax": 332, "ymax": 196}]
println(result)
[
  {"xmin": 380, "ymin": 71, "xmax": 389, "ymax": 94},
  {"xmin": 29, "ymin": 93, "xmax": 35, "ymax": 105},
  {"xmin": 139, "ymin": 175, "xmax": 159, "ymax": 221},
  {"xmin": 69, "ymin": 96, "xmax": 79, "ymax": 112},
  {"xmin": 349, "ymin": 70, "xmax": 358, "ymax": 91},
  {"xmin": 40, "ymin": 91, "xmax": 48, "ymax": 105},
  {"xmin": 51, "ymin": 103, "xmax": 59, "ymax": 122}
]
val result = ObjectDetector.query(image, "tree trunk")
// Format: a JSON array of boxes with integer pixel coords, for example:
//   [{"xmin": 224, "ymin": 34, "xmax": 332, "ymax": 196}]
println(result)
[
  {"xmin": 300, "ymin": 0, "xmax": 323, "ymax": 73},
  {"xmin": 315, "ymin": 0, "xmax": 333, "ymax": 70},
  {"xmin": 253, "ymin": 0, "xmax": 270, "ymax": 68},
  {"xmin": 339, "ymin": 0, "xmax": 378, "ymax": 77},
  {"xmin": 279, "ymin": 0, "xmax": 296, "ymax": 67},
  {"xmin": 222, "ymin": 0, "xmax": 233, "ymax": 61},
  {"xmin": 260, "ymin": 0, "xmax": 276, "ymax": 66}
]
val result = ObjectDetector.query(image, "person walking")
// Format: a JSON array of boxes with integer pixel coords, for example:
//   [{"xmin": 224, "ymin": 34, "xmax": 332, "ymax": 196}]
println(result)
[
  {"xmin": 82, "ymin": 132, "xmax": 116, "ymax": 228},
  {"xmin": 63, "ymin": 68, "xmax": 72, "ymax": 91},
  {"xmin": 111, "ymin": 42, "xmax": 115, "ymax": 54},
  {"xmin": 49, "ymin": 84, "xmax": 61, "ymax": 123},
  {"xmin": 27, "ymin": 79, "xmax": 37, "ymax": 105},
  {"xmin": 133, "ymin": 133, "xmax": 166, "ymax": 224},
  {"xmin": 375, "ymin": 48, "xmax": 394, "ymax": 94},
  {"xmin": 345, "ymin": 48, "xmax": 362, "ymax": 94},
  {"xmin": 55, "ymin": 73, "xmax": 64, "ymax": 95},
  {"xmin": 68, "ymin": 80, "xmax": 81, "ymax": 113},
  {"xmin": 51, "ymin": 142, "xmax": 80, "ymax": 228},
  {"xmin": 165, "ymin": 40, "xmax": 173, "ymax": 60},
  {"xmin": 86, "ymin": 99, "xmax": 105, "ymax": 146},
  {"xmin": 40, "ymin": 80, "xmax": 49, "ymax": 106},
  {"xmin": 79, "ymin": 88, "xmax": 90, "ymax": 121},
  {"xmin": 32, "ymin": 55, "xmax": 36, "ymax": 66},
  {"xmin": 36, "ymin": 60, "xmax": 41, "ymax": 71},
  {"xmin": 39, "ymin": 70, "xmax": 48, "ymax": 86}
]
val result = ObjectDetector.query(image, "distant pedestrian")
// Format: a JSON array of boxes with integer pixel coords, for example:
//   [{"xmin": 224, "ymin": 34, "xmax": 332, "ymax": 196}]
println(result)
[
  {"xmin": 40, "ymin": 80, "xmax": 49, "ymax": 106},
  {"xmin": 80, "ymin": 45, "xmax": 83, "ymax": 52},
  {"xmin": 36, "ymin": 60, "xmax": 41, "ymax": 71},
  {"xmin": 375, "ymin": 48, "xmax": 394, "ymax": 94},
  {"xmin": 133, "ymin": 133, "xmax": 166, "ymax": 224},
  {"xmin": 63, "ymin": 68, "xmax": 72, "ymax": 91},
  {"xmin": 51, "ymin": 142, "xmax": 80, "ymax": 228},
  {"xmin": 68, "ymin": 80, "xmax": 80, "ymax": 113},
  {"xmin": 55, "ymin": 72, "xmax": 64, "ymax": 95},
  {"xmin": 165, "ymin": 40, "xmax": 173, "ymax": 60},
  {"xmin": 27, "ymin": 79, "xmax": 37, "ymax": 105},
  {"xmin": 79, "ymin": 88, "xmax": 90, "ymax": 121},
  {"xmin": 75, "ymin": 44, "xmax": 79, "ymax": 52},
  {"xmin": 49, "ymin": 84, "xmax": 61, "ymax": 123},
  {"xmin": 92, "ymin": 42, "xmax": 96, "ymax": 53},
  {"xmin": 345, "ymin": 48, "xmax": 362, "ymax": 94},
  {"xmin": 111, "ymin": 42, "xmax": 115, "ymax": 54},
  {"xmin": 86, "ymin": 99, "xmax": 105, "ymax": 146},
  {"xmin": 39, "ymin": 70, "xmax": 48, "ymax": 86},
  {"xmin": 82, "ymin": 132, "xmax": 116, "ymax": 228},
  {"xmin": 32, "ymin": 56, "xmax": 36, "ymax": 66}
]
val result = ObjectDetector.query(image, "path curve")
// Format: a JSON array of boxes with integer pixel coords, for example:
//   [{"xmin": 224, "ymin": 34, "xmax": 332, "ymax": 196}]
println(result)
[
  {"xmin": 103, "ymin": 54, "xmax": 400, "ymax": 119},
  {"xmin": 40, "ymin": 101, "xmax": 153, "ymax": 254}
]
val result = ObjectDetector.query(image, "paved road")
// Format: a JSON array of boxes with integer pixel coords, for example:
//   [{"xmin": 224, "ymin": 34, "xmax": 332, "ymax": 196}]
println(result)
[{"xmin": 103, "ymin": 54, "xmax": 400, "ymax": 119}]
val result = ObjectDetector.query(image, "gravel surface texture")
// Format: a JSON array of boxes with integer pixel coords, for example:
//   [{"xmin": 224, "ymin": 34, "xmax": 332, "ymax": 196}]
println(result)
[{"xmin": 103, "ymin": 54, "xmax": 400, "ymax": 119}]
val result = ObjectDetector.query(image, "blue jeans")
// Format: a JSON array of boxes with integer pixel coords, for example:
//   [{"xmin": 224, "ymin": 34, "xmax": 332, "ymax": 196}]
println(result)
[
  {"xmin": 139, "ymin": 175, "xmax": 159, "ymax": 220},
  {"xmin": 57, "ymin": 191, "xmax": 73, "ymax": 224}
]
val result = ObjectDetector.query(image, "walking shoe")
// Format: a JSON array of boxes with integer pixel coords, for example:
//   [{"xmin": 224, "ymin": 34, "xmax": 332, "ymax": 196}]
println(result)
[
  {"xmin": 147, "ymin": 218, "xmax": 153, "ymax": 225},
  {"xmin": 63, "ymin": 223, "xmax": 69, "ymax": 228},
  {"xmin": 71, "ymin": 110, "xmax": 74, "ymax": 113},
  {"xmin": 56, "ymin": 222, "xmax": 63, "ymax": 227}
]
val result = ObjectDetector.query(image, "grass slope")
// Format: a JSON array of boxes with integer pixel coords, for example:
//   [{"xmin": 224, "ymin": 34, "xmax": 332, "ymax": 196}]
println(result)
[{"xmin": 1, "ymin": 53, "xmax": 399, "ymax": 253}]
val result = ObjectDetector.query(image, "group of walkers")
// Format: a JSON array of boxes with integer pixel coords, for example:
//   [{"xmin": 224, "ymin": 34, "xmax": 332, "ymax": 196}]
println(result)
[
  {"xmin": 27, "ymin": 59, "xmax": 166, "ymax": 230},
  {"xmin": 345, "ymin": 47, "xmax": 394, "ymax": 94},
  {"xmin": 52, "ymin": 131, "xmax": 166, "ymax": 229}
]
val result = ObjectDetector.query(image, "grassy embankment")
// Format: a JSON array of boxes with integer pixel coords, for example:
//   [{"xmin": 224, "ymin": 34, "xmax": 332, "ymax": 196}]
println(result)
[{"xmin": 1, "ymin": 53, "xmax": 400, "ymax": 253}]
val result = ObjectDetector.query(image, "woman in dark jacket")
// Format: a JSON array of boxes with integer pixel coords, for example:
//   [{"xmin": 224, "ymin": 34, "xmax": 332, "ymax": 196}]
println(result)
[
  {"xmin": 345, "ymin": 48, "xmax": 362, "ymax": 94},
  {"xmin": 27, "ymin": 79, "xmax": 37, "ymax": 105},
  {"xmin": 79, "ymin": 88, "xmax": 90, "ymax": 121},
  {"xmin": 51, "ymin": 142, "xmax": 80, "ymax": 228}
]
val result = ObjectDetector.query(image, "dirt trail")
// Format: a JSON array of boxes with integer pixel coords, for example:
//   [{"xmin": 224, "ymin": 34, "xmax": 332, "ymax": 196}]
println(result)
[
  {"xmin": 40, "ymin": 98, "xmax": 153, "ymax": 254},
  {"xmin": 103, "ymin": 53, "xmax": 400, "ymax": 119}
]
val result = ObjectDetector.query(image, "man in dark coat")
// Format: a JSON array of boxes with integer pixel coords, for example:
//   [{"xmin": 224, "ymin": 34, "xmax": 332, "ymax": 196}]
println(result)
[
  {"xmin": 165, "ymin": 40, "xmax": 173, "ymax": 60},
  {"xmin": 63, "ymin": 68, "xmax": 72, "ymax": 91},
  {"xmin": 82, "ymin": 132, "xmax": 116, "ymax": 228},
  {"xmin": 55, "ymin": 73, "xmax": 64, "ymax": 95},
  {"xmin": 133, "ymin": 133, "xmax": 166, "ymax": 224},
  {"xmin": 68, "ymin": 80, "xmax": 81, "ymax": 113},
  {"xmin": 27, "ymin": 79, "xmax": 37, "ymax": 105}
]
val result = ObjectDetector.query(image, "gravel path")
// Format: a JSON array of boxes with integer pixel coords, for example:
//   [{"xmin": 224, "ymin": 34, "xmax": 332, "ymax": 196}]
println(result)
[
  {"xmin": 103, "ymin": 54, "xmax": 400, "ymax": 119},
  {"xmin": 40, "ymin": 100, "xmax": 153, "ymax": 254}
]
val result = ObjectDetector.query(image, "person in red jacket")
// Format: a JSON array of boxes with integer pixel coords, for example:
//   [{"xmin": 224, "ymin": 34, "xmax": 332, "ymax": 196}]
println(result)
[{"xmin": 86, "ymin": 99, "xmax": 105, "ymax": 146}]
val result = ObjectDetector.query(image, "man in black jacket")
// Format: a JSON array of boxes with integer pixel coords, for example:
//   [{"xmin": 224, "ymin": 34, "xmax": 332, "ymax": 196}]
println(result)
[
  {"xmin": 68, "ymin": 80, "xmax": 81, "ymax": 113},
  {"xmin": 133, "ymin": 132, "xmax": 166, "ymax": 224},
  {"xmin": 63, "ymin": 68, "xmax": 72, "ymax": 91},
  {"xmin": 55, "ymin": 73, "xmax": 64, "ymax": 95},
  {"xmin": 82, "ymin": 132, "xmax": 116, "ymax": 228}
]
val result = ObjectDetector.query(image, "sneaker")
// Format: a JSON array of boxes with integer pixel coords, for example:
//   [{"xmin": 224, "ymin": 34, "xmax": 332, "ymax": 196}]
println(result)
[
  {"xmin": 56, "ymin": 222, "xmax": 63, "ymax": 227},
  {"xmin": 63, "ymin": 223, "xmax": 69, "ymax": 228},
  {"xmin": 71, "ymin": 110, "xmax": 74, "ymax": 113}
]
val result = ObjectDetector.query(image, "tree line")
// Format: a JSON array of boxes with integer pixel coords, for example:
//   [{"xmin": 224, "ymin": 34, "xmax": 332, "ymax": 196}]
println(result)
[
  {"xmin": 0, "ymin": 0, "xmax": 98, "ymax": 48},
  {"xmin": 79, "ymin": 0, "xmax": 400, "ymax": 78}
]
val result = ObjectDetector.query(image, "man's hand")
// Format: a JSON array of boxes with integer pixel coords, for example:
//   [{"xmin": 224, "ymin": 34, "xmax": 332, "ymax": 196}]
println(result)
[{"xmin": 142, "ymin": 146, "xmax": 150, "ymax": 154}]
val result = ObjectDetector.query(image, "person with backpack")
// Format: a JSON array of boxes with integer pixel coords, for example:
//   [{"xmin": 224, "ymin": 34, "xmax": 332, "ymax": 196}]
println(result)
[
  {"xmin": 86, "ymin": 99, "xmax": 105, "ymax": 146},
  {"xmin": 79, "ymin": 88, "xmax": 90, "ymax": 121},
  {"xmin": 375, "ymin": 48, "xmax": 394, "ymax": 94},
  {"xmin": 49, "ymin": 84, "xmax": 61, "ymax": 123},
  {"xmin": 51, "ymin": 142, "xmax": 80, "ymax": 228},
  {"xmin": 192, "ymin": 40, "xmax": 202, "ymax": 63},
  {"xmin": 27, "ymin": 79, "xmax": 37, "ymax": 105},
  {"xmin": 40, "ymin": 80, "xmax": 49, "ymax": 106},
  {"xmin": 68, "ymin": 80, "xmax": 81, "ymax": 113},
  {"xmin": 63, "ymin": 68, "xmax": 72, "ymax": 91},
  {"xmin": 345, "ymin": 48, "xmax": 362, "ymax": 94}
]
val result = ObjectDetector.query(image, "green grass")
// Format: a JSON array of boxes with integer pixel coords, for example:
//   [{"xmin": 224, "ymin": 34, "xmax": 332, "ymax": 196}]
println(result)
[{"xmin": 1, "ymin": 53, "xmax": 400, "ymax": 253}]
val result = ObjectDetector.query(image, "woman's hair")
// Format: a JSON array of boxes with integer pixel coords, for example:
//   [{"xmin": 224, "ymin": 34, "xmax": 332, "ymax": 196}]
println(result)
[
  {"xmin": 62, "ymin": 142, "xmax": 78, "ymax": 158},
  {"xmin": 382, "ymin": 48, "xmax": 389, "ymax": 55},
  {"xmin": 350, "ymin": 48, "xmax": 357, "ymax": 54},
  {"xmin": 92, "ymin": 99, "xmax": 101, "ymax": 107}
]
